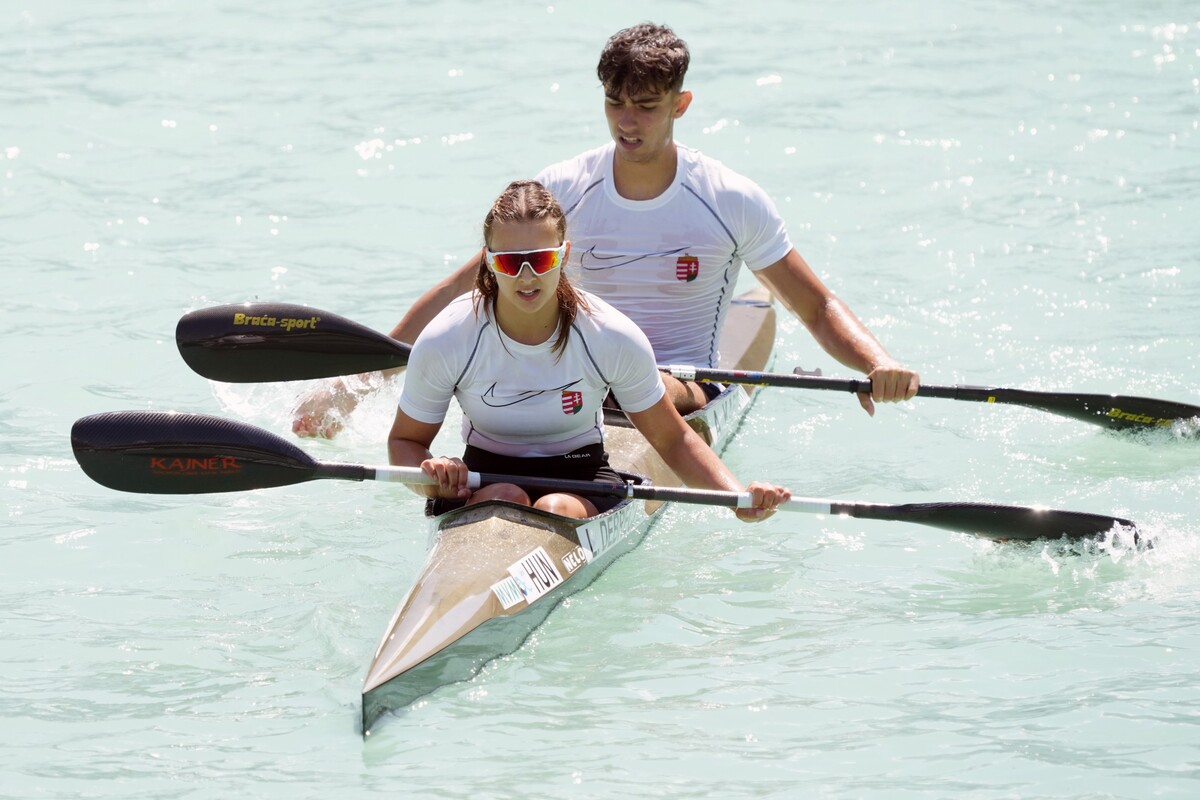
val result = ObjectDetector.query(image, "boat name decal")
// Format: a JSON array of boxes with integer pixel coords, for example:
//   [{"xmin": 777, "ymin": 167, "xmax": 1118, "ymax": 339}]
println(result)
[
  {"xmin": 231, "ymin": 312, "xmax": 321, "ymax": 332},
  {"xmin": 490, "ymin": 577, "xmax": 525, "ymax": 610},
  {"xmin": 506, "ymin": 546, "xmax": 564, "ymax": 605},
  {"xmin": 149, "ymin": 456, "xmax": 241, "ymax": 476},
  {"xmin": 577, "ymin": 505, "xmax": 634, "ymax": 563},
  {"xmin": 562, "ymin": 546, "xmax": 587, "ymax": 575}
]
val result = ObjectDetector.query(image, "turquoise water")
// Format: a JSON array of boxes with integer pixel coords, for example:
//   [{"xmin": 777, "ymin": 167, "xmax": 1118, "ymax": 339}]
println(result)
[{"xmin": 4, "ymin": 1, "xmax": 1199, "ymax": 797}]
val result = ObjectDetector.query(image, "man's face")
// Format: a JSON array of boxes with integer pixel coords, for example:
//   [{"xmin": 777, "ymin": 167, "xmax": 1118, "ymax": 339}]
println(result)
[{"xmin": 603, "ymin": 86, "xmax": 692, "ymax": 166}]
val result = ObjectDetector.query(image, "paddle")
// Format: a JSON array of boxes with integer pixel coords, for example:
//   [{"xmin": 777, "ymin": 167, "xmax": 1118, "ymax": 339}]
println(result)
[
  {"xmin": 175, "ymin": 302, "xmax": 1199, "ymax": 432},
  {"xmin": 71, "ymin": 410, "xmax": 1139, "ymax": 544}
]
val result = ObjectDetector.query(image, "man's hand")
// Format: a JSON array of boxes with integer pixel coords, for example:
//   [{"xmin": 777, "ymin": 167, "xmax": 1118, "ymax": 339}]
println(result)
[
  {"xmin": 292, "ymin": 380, "xmax": 360, "ymax": 439},
  {"xmin": 857, "ymin": 364, "xmax": 920, "ymax": 416}
]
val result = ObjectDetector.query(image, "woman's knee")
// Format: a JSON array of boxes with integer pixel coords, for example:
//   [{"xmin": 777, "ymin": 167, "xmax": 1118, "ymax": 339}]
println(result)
[
  {"xmin": 533, "ymin": 493, "xmax": 598, "ymax": 519},
  {"xmin": 468, "ymin": 483, "xmax": 530, "ymax": 506}
]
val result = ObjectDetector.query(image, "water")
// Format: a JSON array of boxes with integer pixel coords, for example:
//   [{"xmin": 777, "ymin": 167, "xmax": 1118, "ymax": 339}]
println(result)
[{"xmin": 3, "ymin": 0, "xmax": 1199, "ymax": 797}]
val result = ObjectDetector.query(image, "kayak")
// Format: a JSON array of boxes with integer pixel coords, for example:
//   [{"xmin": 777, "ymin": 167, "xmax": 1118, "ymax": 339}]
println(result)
[{"xmin": 360, "ymin": 287, "xmax": 776, "ymax": 734}]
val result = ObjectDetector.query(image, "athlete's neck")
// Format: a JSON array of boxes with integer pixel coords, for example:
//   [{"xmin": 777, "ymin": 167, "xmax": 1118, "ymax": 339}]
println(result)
[
  {"xmin": 612, "ymin": 143, "xmax": 678, "ymax": 201},
  {"xmin": 494, "ymin": 299, "xmax": 559, "ymax": 346}
]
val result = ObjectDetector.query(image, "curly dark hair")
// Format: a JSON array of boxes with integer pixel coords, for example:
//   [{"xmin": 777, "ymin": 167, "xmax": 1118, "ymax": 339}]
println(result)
[{"xmin": 597, "ymin": 23, "xmax": 690, "ymax": 98}]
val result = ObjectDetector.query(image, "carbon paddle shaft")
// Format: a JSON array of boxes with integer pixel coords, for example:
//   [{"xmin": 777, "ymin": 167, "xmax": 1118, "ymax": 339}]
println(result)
[{"xmin": 665, "ymin": 366, "xmax": 1200, "ymax": 432}]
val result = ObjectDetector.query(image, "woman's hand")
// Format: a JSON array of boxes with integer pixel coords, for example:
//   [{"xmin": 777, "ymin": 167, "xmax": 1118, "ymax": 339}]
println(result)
[
  {"xmin": 420, "ymin": 456, "xmax": 473, "ymax": 500},
  {"xmin": 734, "ymin": 481, "xmax": 792, "ymax": 523}
]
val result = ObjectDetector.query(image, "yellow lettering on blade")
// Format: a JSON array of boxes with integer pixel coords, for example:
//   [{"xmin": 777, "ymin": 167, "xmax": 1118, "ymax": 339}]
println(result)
[
  {"xmin": 230, "ymin": 313, "xmax": 320, "ymax": 330},
  {"xmin": 1107, "ymin": 408, "xmax": 1172, "ymax": 427}
]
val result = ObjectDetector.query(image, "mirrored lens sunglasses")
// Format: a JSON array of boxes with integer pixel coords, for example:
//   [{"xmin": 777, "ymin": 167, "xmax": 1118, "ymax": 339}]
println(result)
[{"xmin": 484, "ymin": 244, "xmax": 566, "ymax": 278}]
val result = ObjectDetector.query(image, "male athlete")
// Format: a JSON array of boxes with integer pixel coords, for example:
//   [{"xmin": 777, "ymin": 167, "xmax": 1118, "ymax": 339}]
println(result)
[{"xmin": 293, "ymin": 23, "xmax": 918, "ymax": 437}]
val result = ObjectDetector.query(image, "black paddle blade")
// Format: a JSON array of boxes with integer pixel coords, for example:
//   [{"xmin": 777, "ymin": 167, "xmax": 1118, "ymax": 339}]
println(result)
[
  {"xmin": 841, "ymin": 501, "xmax": 1138, "ymax": 543},
  {"xmin": 992, "ymin": 389, "xmax": 1200, "ymax": 432},
  {"xmin": 176, "ymin": 302, "xmax": 411, "ymax": 383},
  {"xmin": 912, "ymin": 384, "xmax": 1200, "ymax": 432},
  {"xmin": 71, "ymin": 411, "xmax": 320, "ymax": 494}
]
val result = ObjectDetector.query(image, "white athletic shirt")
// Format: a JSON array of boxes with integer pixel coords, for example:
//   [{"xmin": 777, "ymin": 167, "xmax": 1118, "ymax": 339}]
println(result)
[
  {"xmin": 399, "ymin": 291, "xmax": 666, "ymax": 457},
  {"xmin": 535, "ymin": 142, "xmax": 793, "ymax": 367}
]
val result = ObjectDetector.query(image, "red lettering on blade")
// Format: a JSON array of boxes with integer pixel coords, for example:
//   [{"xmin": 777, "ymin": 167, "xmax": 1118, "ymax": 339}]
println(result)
[{"xmin": 149, "ymin": 455, "xmax": 242, "ymax": 476}]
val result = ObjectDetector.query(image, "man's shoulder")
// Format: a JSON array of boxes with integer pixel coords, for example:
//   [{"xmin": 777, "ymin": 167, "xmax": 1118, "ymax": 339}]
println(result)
[
  {"xmin": 535, "ymin": 144, "xmax": 611, "ymax": 191},
  {"xmin": 422, "ymin": 293, "xmax": 485, "ymax": 341},
  {"xmin": 575, "ymin": 291, "xmax": 653, "ymax": 346},
  {"xmin": 576, "ymin": 289, "xmax": 620, "ymax": 320},
  {"xmin": 677, "ymin": 143, "xmax": 763, "ymax": 196}
]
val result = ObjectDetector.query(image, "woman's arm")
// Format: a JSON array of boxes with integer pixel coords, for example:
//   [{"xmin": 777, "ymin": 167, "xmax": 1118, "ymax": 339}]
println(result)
[
  {"xmin": 625, "ymin": 396, "xmax": 790, "ymax": 522},
  {"xmin": 386, "ymin": 409, "xmax": 471, "ymax": 500}
]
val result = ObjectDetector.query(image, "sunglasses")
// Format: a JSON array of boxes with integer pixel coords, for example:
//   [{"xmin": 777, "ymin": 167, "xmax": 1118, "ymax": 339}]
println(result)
[{"xmin": 484, "ymin": 244, "xmax": 567, "ymax": 278}]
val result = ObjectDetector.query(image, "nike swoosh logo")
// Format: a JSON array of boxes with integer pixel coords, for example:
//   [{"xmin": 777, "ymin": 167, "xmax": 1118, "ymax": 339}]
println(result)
[
  {"xmin": 480, "ymin": 379, "xmax": 584, "ymax": 408},
  {"xmin": 578, "ymin": 244, "xmax": 691, "ymax": 271}
]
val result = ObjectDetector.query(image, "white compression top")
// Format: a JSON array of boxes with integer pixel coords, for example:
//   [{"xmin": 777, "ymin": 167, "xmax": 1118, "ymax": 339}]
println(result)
[
  {"xmin": 536, "ymin": 141, "xmax": 793, "ymax": 367},
  {"xmin": 400, "ymin": 291, "xmax": 665, "ymax": 457}
]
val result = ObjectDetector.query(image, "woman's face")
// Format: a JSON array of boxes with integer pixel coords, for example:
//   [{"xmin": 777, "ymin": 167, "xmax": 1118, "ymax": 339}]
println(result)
[{"xmin": 486, "ymin": 218, "xmax": 567, "ymax": 319}]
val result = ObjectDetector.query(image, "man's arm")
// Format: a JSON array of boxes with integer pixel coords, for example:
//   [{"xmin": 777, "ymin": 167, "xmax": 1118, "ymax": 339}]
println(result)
[
  {"xmin": 385, "ymin": 249, "xmax": 483, "ymax": 343},
  {"xmin": 754, "ymin": 248, "xmax": 919, "ymax": 416},
  {"xmin": 291, "ymin": 250, "xmax": 483, "ymax": 438}
]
